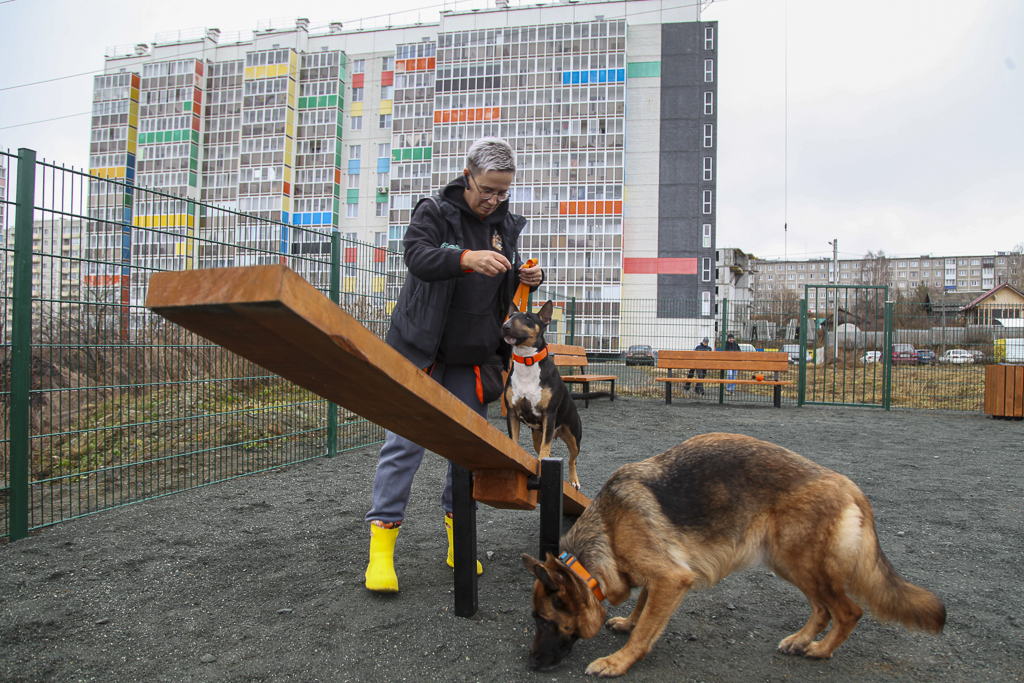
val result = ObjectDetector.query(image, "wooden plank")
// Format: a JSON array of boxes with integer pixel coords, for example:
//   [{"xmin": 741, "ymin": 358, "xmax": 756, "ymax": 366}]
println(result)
[
  {"xmin": 145, "ymin": 264, "xmax": 588, "ymax": 515},
  {"xmin": 659, "ymin": 350, "xmax": 789, "ymax": 362},
  {"xmin": 658, "ymin": 359, "xmax": 791, "ymax": 372},
  {"xmin": 548, "ymin": 344, "xmax": 586, "ymax": 355},
  {"xmin": 553, "ymin": 356, "xmax": 587, "ymax": 367},
  {"xmin": 1015, "ymin": 366, "xmax": 1024, "ymax": 418},
  {"xmin": 562, "ymin": 375, "xmax": 617, "ymax": 382},
  {"xmin": 654, "ymin": 377, "xmax": 791, "ymax": 386}
]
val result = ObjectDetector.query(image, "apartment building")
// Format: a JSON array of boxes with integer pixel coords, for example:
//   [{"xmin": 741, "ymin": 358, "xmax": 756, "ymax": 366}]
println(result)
[
  {"xmin": 750, "ymin": 252, "xmax": 1024, "ymax": 315},
  {"xmin": 85, "ymin": 0, "xmax": 718, "ymax": 351},
  {"xmin": 3, "ymin": 219, "xmax": 83, "ymax": 320}
]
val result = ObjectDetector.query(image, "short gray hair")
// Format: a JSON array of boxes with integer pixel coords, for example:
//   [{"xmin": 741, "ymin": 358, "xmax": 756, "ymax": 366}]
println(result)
[{"xmin": 466, "ymin": 137, "xmax": 516, "ymax": 175}]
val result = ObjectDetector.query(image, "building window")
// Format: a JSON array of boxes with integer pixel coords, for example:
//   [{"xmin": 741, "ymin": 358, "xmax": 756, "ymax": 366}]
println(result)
[
  {"xmin": 704, "ymin": 26, "xmax": 714, "ymax": 50},
  {"xmin": 702, "ymin": 190, "xmax": 712, "ymax": 214},
  {"xmin": 703, "ymin": 224, "xmax": 712, "ymax": 248},
  {"xmin": 350, "ymin": 145, "xmax": 361, "ymax": 159},
  {"xmin": 703, "ymin": 124, "xmax": 713, "ymax": 148},
  {"xmin": 379, "ymin": 114, "xmax": 392, "ymax": 129},
  {"xmin": 351, "ymin": 116, "xmax": 362, "ymax": 130},
  {"xmin": 704, "ymin": 91, "xmax": 713, "ymax": 115},
  {"xmin": 348, "ymin": 174, "xmax": 359, "ymax": 189},
  {"xmin": 377, "ymin": 172, "xmax": 389, "ymax": 187},
  {"xmin": 352, "ymin": 59, "xmax": 365, "ymax": 73},
  {"xmin": 347, "ymin": 203, "xmax": 359, "ymax": 218},
  {"xmin": 352, "ymin": 87, "xmax": 364, "ymax": 102},
  {"xmin": 703, "ymin": 157, "xmax": 713, "ymax": 181},
  {"xmin": 702, "ymin": 291, "xmax": 711, "ymax": 316},
  {"xmin": 380, "ymin": 85, "xmax": 393, "ymax": 100},
  {"xmin": 382, "ymin": 56, "xmax": 393, "ymax": 71},
  {"xmin": 376, "ymin": 201, "xmax": 388, "ymax": 217},
  {"xmin": 702, "ymin": 257, "xmax": 712, "ymax": 282},
  {"xmin": 378, "ymin": 143, "xmax": 390, "ymax": 158},
  {"xmin": 704, "ymin": 59, "xmax": 714, "ymax": 82}
]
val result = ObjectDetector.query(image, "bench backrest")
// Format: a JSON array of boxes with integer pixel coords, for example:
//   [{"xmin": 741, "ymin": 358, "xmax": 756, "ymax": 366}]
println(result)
[
  {"xmin": 547, "ymin": 343, "xmax": 588, "ymax": 368},
  {"xmin": 658, "ymin": 350, "xmax": 790, "ymax": 373}
]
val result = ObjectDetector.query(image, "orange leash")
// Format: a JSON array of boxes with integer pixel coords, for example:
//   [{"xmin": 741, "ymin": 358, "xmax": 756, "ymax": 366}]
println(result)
[{"xmin": 510, "ymin": 258, "xmax": 538, "ymax": 315}]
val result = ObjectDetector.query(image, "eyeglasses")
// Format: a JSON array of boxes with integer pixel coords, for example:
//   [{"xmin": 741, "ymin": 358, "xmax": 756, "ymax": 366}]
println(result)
[{"xmin": 468, "ymin": 170, "xmax": 511, "ymax": 202}]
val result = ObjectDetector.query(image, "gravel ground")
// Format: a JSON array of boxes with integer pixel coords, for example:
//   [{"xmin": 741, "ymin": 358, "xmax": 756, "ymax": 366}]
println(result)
[{"xmin": 2, "ymin": 398, "xmax": 1023, "ymax": 682}]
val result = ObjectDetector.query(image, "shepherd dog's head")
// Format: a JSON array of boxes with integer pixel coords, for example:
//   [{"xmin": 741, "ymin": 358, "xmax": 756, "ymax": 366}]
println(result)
[
  {"xmin": 521, "ymin": 553, "xmax": 606, "ymax": 671},
  {"xmin": 502, "ymin": 300, "xmax": 554, "ymax": 349}
]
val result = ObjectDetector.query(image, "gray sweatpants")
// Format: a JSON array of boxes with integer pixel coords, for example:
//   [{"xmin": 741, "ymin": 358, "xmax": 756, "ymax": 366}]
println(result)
[{"xmin": 365, "ymin": 360, "xmax": 487, "ymax": 524}]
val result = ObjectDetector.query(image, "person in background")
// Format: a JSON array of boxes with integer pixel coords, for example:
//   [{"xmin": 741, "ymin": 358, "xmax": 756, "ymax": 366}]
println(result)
[
  {"xmin": 683, "ymin": 336, "xmax": 711, "ymax": 396},
  {"xmin": 724, "ymin": 332, "xmax": 741, "ymax": 394},
  {"xmin": 363, "ymin": 137, "xmax": 543, "ymax": 593}
]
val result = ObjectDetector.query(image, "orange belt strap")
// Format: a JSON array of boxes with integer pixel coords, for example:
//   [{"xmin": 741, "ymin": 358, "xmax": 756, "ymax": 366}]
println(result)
[{"xmin": 509, "ymin": 258, "xmax": 538, "ymax": 316}]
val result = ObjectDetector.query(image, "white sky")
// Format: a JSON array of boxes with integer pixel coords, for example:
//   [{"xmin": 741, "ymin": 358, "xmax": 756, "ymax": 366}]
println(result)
[{"xmin": 1, "ymin": 0, "xmax": 1021, "ymax": 262}]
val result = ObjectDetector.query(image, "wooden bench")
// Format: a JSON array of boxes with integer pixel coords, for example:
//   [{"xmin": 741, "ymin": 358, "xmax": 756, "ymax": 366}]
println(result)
[
  {"xmin": 548, "ymin": 343, "xmax": 616, "ymax": 408},
  {"xmin": 654, "ymin": 350, "xmax": 793, "ymax": 407}
]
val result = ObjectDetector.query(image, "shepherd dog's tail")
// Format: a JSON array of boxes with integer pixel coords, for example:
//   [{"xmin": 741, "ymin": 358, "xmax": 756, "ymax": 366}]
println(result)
[{"xmin": 849, "ymin": 496, "xmax": 946, "ymax": 633}]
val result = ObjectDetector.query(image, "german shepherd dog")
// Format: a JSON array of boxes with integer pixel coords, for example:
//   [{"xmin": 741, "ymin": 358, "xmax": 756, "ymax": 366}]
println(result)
[
  {"xmin": 521, "ymin": 433, "xmax": 945, "ymax": 677},
  {"xmin": 502, "ymin": 300, "xmax": 583, "ymax": 489}
]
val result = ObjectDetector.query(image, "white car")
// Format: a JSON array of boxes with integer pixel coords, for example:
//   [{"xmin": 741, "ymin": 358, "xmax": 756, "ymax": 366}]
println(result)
[
  {"xmin": 939, "ymin": 349, "xmax": 974, "ymax": 364},
  {"xmin": 738, "ymin": 343, "xmax": 756, "ymax": 353},
  {"xmin": 860, "ymin": 351, "xmax": 882, "ymax": 364}
]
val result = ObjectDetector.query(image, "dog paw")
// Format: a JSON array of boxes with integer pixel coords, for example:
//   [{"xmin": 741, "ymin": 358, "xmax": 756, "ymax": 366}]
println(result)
[
  {"xmin": 570, "ymin": 481, "xmax": 582, "ymax": 491},
  {"xmin": 604, "ymin": 617, "xmax": 634, "ymax": 634},
  {"xmin": 777, "ymin": 636, "xmax": 808, "ymax": 656},
  {"xmin": 585, "ymin": 655, "xmax": 632, "ymax": 678},
  {"xmin": 802, "ymin": 642, "xmax": 835, "ymax": 660}
]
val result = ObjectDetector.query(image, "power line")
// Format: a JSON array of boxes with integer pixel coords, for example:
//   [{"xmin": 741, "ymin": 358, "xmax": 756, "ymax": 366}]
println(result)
[
  {"xmin": 0, "ymin": 111, "xmax": 92, "ymax": 131},
  {"xmin": 0, "ymin": 68, "xmax": 107, "ymax": 93}
]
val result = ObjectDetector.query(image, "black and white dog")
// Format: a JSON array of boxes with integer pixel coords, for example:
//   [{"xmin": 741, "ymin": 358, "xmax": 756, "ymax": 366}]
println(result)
[{"xmin": 501, "ymin": 300, "xmax": 582, "ymax": 489}]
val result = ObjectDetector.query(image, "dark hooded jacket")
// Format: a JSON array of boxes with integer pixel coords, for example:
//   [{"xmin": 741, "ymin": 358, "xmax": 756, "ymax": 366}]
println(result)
[{"xmin": 385, "ymin": 176, "xmax": 535, "ymax": 370}]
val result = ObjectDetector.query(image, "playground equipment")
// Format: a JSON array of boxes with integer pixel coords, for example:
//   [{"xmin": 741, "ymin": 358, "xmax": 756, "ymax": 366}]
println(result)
[{"xmin": 145, "ymin": 264, "xmax": 590, "ymax": 615}]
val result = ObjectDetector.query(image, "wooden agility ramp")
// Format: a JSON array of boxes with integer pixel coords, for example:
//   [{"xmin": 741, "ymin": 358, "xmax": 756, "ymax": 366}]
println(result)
[{"xmin": 145, "ymin": 264, "xmax": 589, "ymax": 515}]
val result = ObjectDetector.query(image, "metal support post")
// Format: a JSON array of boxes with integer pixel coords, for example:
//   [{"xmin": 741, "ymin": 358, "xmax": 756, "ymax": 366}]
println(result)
[
  {"xmin": 538, "ymin": 458, "xmax": 564, "ymax": 561},
  {"xmin": 9, "ymin": 148, "xmax": 36, "ymax": 542},
  {"xmin": 451, "ymin": 463, "xmax": 478, "ymax": 617},
  {"xmin": 327, "ymin": 231, "xmax": 341, "ymax": 458}
]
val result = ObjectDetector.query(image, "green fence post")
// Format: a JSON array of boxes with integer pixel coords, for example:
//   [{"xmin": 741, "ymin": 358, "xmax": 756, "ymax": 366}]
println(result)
[
  {"xmin": 798, "ymin": 298, "xmax": 808, "ymax": 406},
  {"xmin": 568, "ymin": 297, "xmax": 576, "ymax": 346},
  {"xmin": 327, "ymin": 231, "xmax": 341, "ymax": 457},
  {"xmin": 883, "ymin": 300, "xmax": 895, "ymax": 411},
  {"xmin": 9, "ymin": 148, "xmax": 36, "ymax": 541},
  {"xmin": 718, "ymin": 299, "xmax": 728, "ymax": 405}
]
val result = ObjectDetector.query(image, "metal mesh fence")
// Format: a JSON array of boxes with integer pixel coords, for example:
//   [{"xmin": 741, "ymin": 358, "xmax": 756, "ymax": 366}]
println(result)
[
  {"xmin": 4, "ymin": 148, "xmax": 1019, "ymax": 540},
  {"xmin": 2, "ymin": 150, "xmax": 399, "ymax": 539}
]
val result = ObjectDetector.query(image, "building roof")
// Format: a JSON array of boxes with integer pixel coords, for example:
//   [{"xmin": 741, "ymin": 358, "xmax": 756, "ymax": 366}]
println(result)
[{"xmin": 960, "ymin": 283, "xmax": 1024, "ymax": 312}]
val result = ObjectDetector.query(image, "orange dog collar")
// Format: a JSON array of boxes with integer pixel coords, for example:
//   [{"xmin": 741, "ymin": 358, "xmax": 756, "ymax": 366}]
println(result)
[
  {"xmin": 559, "ymin": 551, "xmax": 605, "ymax": 602},
  {"xmin": 512, "ymin": 347, "xmax": 548, "ymax": 366}
]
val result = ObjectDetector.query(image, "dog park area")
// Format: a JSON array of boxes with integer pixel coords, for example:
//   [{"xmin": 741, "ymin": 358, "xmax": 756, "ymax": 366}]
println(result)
[{"xmin": 2, "ymin": 398, "xmax": 1022, "ymax": 682}]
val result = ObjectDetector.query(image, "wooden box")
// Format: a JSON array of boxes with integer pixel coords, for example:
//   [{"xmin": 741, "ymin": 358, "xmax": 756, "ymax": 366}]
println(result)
[{"xmin": 984, "ymin": 364, "xmax": 1024, "ymax": 419}]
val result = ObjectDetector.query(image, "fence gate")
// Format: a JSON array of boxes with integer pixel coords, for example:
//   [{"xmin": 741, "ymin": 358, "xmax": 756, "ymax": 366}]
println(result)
[{"xmin": 798, "ymin": 284, "xmax": 894, "ymax": 408}]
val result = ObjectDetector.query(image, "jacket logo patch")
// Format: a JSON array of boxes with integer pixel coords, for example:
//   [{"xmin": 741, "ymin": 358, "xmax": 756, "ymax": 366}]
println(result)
[{"xmin": 440, "ymin": 242, "xmax": 463, "ymax": 250}]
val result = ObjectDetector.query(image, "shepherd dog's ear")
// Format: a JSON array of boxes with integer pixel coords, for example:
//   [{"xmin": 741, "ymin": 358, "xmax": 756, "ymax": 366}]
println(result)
[
  {"xmin": 507, "ymin": 302, "xmax": 521, "ymax": 320},
  {"xmin": 522, "ymin": 553, "xmax": 559, "ymax": 594}
]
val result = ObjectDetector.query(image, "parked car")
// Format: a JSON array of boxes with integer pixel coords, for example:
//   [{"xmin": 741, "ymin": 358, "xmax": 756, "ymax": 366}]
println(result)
[
  {"xmin": 860, "ymin": 351, "xmax": 882, "ymax": 364},
  {"xmin": 916, "ymin": 349, "xmax": 937, "ymax": 366},
  {"xmin": 891, "ymin": 343, "xmax": 918, "ymax": 365},
  {"xmin": 738, "ymin": 343, "xmax": 756, "ymax": 353},
  {"xmin": 967, "ymin": 350, "xmax": 985, "ymax": 363},
  {"xmin": 624, "ymin": 344, "xmax": 656, "ymax": 366},
  {"xmin": 778, "ymin": 344, "xmax": 802, "ymax": 366},
  {"xmin": 939, "ymin": 349, "xmax": 974, "ymax": 364}
]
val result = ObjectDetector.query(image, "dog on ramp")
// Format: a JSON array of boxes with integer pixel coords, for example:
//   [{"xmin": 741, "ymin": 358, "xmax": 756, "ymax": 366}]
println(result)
[
  {"xmin": 521, "ymin": 432, "xmax": 945, "ymax": 677},
  {"xmin": 501, "ymin": 300, "xmax": 583, "ymax": 489}
]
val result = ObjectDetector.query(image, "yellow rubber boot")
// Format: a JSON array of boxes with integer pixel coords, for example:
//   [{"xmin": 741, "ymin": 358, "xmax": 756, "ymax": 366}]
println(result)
[
  {"xmin": 445, "ymin": 514, "xmax": 483, "ymax": 575},
  {"xmin": 364, "ymin": 523, "xmax": 400, "ymax": 592}
]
